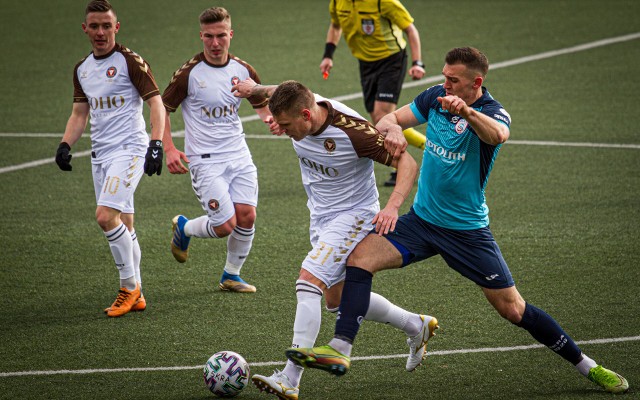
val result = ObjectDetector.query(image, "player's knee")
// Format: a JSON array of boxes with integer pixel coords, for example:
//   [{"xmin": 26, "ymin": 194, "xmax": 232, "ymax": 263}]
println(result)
[
  {"xmin": 496, "ymin": 302, "xmax": 524, "ymax": 324},
  {"xmin": 234, "ymin": 205, "xmax": 256, "ymax": 227},
  {"xmin": 95, "ymin": 207, "xmax": 118, "ymax": 231},
  {"xmin": 209, "ymin": 218, "xmax": 233, "ymax": 237}
]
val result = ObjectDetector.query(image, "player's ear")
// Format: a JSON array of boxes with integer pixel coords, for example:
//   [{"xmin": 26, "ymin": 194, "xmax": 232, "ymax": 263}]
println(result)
[
  {"xmin": 302, "ymin": 109, "xmax": 311, "ymax": 121},
  {"xmin": 229, "ymin": 29, "xmax": 234, "ymax": 39},
  {"xmin": 82, "ymin": 22, "xmax": 87, "ymax": 33},
  {"xmin": 114, "ymin": 21, "xmax": 120, "ymax": 33},
  {"xmin": 473, "ymin": 76, "xmax": 483, "ymax": 89}
]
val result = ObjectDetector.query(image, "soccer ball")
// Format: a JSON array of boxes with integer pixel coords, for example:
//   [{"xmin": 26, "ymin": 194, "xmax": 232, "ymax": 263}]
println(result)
[{"xmin": 203, "ymin": 350, "xmax": 250, "ymax": 397}]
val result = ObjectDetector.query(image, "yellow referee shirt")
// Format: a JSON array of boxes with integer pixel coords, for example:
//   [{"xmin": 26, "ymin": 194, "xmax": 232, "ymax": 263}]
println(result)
[{"xmin": 329, "ymin": 0, "xmax": 414, "ymax": 62}]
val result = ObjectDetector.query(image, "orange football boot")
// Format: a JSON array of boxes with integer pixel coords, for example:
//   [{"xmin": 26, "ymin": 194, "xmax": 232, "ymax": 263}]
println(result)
[{"xmin": 106, "ymin": 284, "xmax": 141, "ymax": 317}]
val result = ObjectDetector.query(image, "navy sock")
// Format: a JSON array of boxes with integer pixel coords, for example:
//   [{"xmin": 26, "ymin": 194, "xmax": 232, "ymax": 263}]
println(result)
[
  {"xmin": 334, "ymin": 266, "xmax": 373, "ymax": 344},
  {"xmin": 516, "ymin": 303, "xmax": 583, "ymax": 365}
]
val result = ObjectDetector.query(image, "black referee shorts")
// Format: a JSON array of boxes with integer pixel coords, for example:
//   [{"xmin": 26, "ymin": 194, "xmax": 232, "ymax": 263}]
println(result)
[{"xmin": 358, "ymin": 49, "xmax": 407, "ymax": 113}]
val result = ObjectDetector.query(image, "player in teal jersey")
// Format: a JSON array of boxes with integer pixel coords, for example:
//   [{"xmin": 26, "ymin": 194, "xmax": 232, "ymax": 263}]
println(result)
[{"xmin": 286, "ymin": 47, "xmax": 629, "ymax": 395}]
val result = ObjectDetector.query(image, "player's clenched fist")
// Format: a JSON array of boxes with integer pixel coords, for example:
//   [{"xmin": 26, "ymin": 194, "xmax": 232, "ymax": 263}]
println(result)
[{"xmin": 55, "ymin": 142, "xmax": 73, "ymax": 171}]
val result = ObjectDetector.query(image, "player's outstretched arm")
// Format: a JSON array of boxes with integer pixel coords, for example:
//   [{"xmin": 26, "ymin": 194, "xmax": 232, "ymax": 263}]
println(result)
[
  {"xmin": 231, "ymin": 78, "xmax": 277, "ymax": 99},
  {"xmin": 377, "ymin": 104, "xmax": 419, "ymax": 158},
  {"xmin": 56, "ymin": 102, "xmax": 89, "ymax": 171},
  {"xmin": 373, "ymin": 150, "xmax": 417, "ymax": 235}
]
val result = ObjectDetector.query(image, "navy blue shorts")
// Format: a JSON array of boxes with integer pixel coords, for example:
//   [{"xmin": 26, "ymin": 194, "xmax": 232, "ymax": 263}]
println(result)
[{"xmin": 382, "ymin": 208, "xmax": 515, "ymax": 289}]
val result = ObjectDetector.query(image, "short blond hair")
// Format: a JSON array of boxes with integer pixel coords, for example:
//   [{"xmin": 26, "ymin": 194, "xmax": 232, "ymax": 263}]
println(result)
[
  {"xmin": 199, "ymin": 7, "xmax": 231, "ymax": 26},
  {"xmin": 268, "ymin": 81, "xmax": 315, "ymax": 117}
]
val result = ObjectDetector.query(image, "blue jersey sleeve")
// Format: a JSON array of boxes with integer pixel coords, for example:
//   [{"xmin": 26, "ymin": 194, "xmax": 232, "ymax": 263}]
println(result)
[
  {"xmin": 410, "ymin": 84, "xmax": 445, "ymax": 124},
  {"xmin": 479, "ymin": 99, "xmax": 511, "ymax": 128}
]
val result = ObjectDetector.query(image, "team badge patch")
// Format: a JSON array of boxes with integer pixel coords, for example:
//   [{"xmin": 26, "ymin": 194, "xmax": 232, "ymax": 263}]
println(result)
[
  {"xmin": 455, "ymin": 119, "xmax": 468, "ymax": 134},
  {"xmin": 231, "ymin": 76, "xmax": 240, "ymax": 86},
  {"xmin": 361, "ymin": 19, "xmax": 375, "ymax": 35},
  {"xmin": 208, "ymin": 199, "xmax": 220, "ymax": 211},
  {"xmin": 324, "ymin": 138, "xmax": 336, "ymax": 153},
  {"xmin": 106, "ymin": 66, "xmax": 117, "ymax": 78}
]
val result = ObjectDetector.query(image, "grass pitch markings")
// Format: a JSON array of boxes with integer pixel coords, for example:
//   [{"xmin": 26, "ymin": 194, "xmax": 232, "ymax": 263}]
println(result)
[
  {"xmin": 1, "ymin": 335, "xmax": 639, "ymax": 377},
  {"xmin": 1, "ymin": 30, "xmax": 639, "ymax": 176},
  {"xmin": 0, "ymin": 137, "xmax": 638, "ymax": 176}
]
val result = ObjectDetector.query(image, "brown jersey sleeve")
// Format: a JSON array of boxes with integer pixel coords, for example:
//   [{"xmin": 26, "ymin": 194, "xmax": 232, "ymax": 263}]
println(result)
[
  {"xmin": 230, "ymin": 55, "xmax": 269, "ymax": 109},
  {"xmin": 161, "ymin": 53, "xmax": 203, "ymax": 113},
  {"xmin": 72, "ymin": 56, "xmax": 89, "ymax": 103},
  {"xmin": 119, "ymin": 45, "xmax": 160, "ymax": 101},
  {"xmin": 329, "ymin": 106, "xmax": 393, "ymax": 166}
]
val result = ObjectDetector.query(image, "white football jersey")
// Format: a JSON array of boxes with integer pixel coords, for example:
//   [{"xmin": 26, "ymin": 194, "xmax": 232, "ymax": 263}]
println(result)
[
  {"xmin": 293, "ymin": 95, "xmax": 393, "ymax": 219},
  {"xmin": 73, "ymin": 43, "xmax": 160, "ymax": 162},
  {"xmin": 162, "ymin": 53, "xmax": 268, "ymax": 161}
]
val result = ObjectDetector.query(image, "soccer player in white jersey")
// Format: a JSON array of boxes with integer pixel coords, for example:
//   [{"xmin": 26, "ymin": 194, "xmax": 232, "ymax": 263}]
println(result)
[
  {"xmin": 161, "ymin": 7, "xmax": 278, "ymax": 293},
  {"xmin": 55, "ymin": 0, "xmax": 165, "ymax": 317},
  {"xmin": 232, "ymin": 80, "xmax": 438, "ymax": 399}
]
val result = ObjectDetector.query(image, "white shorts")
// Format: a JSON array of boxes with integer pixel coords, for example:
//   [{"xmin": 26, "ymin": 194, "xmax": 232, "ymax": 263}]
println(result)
[
  {"xmin": 189, "ymin": 157, "xmax": 258, "ymax": 226},
  {"xmin": 92, "ymin": 153, "xmax": 144, "ymax": 214},
  {"xmin": 301, "ymin": 206, "xmax": 378, "ymax": 288}
]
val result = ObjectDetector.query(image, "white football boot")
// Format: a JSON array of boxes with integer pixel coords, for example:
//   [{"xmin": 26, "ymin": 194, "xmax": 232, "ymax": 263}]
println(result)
[
  {"xmin": 252, "ymin": 369, "xmax": 299, "ymax": 400},
  {"xmin": 406, "ymin": 314, "xmax": 439, "ymax": 371}
]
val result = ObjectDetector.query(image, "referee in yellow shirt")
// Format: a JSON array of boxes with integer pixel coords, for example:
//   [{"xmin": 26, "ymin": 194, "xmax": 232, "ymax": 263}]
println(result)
[{"xmin": 320, "ymin": 0, "xmax": 426, "ymax": 186}]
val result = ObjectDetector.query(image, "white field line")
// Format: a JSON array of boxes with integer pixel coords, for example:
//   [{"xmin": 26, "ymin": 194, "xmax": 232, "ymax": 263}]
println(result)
[
  {"xmin": 1, "ymin": 31, "xmax": 639, "ymax": 176},
  {"xmin": 1, "ymin": 335, "xmax": 638, "ymax": 378},
  {"xmin": 1, "ymin": 138, "xmax": 638, "ymax": 176}
]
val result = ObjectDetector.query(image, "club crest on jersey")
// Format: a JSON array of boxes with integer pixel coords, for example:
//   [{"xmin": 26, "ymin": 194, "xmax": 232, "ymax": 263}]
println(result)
[
  {"xmin": 208, "ymin": 199, "xmax": 220, "ymax": 211},
  {"xmin": 455, "ymin": 118, "xmax": 468, "ymax": 134},
  {"xmin": 324, "ymin": 138, "xmax": 336, "ymax": 153},
  {"xmin": 230, "ymin": 76, "xmax": 240, "ymax": 86},
  {"xmin": 106, "ymin": 66, "xmax": 117, "ymax": 78},
  {"xmin": 361, "ymin": 19, "xmax": 375, "ymax": 35}
]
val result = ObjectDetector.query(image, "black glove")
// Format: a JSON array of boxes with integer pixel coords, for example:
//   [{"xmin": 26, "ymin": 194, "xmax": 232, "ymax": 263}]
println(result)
[
  {"xmin": 144, "ymin": 139, "xmax": 163, "ymax": 176},
  {"xmin": 55, "ymin": 142, "xmax": 73, "ymax": 171}
]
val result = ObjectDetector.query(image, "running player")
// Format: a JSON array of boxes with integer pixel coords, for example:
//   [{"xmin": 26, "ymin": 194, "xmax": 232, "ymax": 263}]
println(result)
[
  {"xmin": 161, "ymin": 7, "xmax": 279, "ymax": 293},
  {"xmin": 55, "ymin": 0, "xmax": 165, "ymax": 317}
]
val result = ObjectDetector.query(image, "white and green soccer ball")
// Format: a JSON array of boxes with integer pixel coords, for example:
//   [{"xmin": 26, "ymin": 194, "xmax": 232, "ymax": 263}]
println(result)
[{"xmin": 203, "ymin": 350, "xmax": 250, "ymax": 397}]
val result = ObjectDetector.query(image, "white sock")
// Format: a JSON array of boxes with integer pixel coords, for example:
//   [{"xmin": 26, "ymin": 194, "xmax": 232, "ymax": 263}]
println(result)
[
  {"xmin": 105, "ymin": 224, "xmax": 136, "ymax": 290},
  {"xmin": 576, "ymin": 353, "xmax": 598, "ymax": 376},
  {"xmin": 365, "ymin": 292, "xmax": 422, "ymax": 336},
  {"xmin": 184, "ymin": 216, "xmax": 218, "ymax": 238},
  {"xmin": 328, "ymin": 338, "xmax": 352, "ymax": 357},
  {"xmin": 224, "ymin": 226, "xmax": 255, "ymax": 275},
  {"xmin": 285, "ymin": 280, "xmax": 323, "ymax": 386},
  {"xmin": 282, "ymin": 361, "xmax": 304, "ymax": 387},
  {"xmin": 130, "ymin": 229, "xmax": 142, "ymax": 284},
  {"xmin": 120, "ymin": 276, "xmax": 137, "ymax": 291}
]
